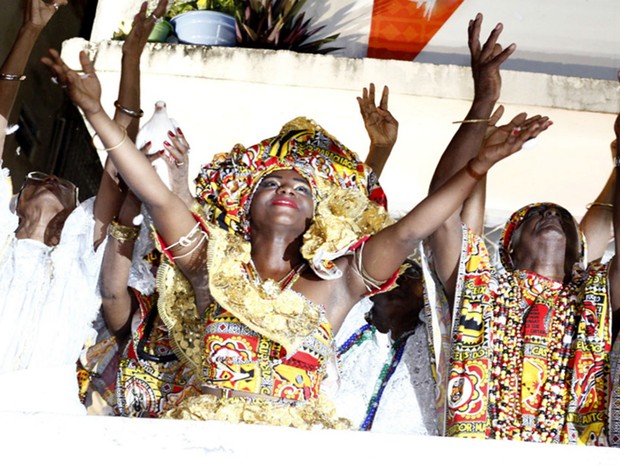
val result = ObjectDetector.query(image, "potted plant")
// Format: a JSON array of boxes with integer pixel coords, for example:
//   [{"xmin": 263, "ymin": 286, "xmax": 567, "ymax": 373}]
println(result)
[
  {"xmin": 167, "ymin": 0, "xmax": 339, "ymax": 53},
  {"xmin": 235, "ymin": 0, "xmax": 340, "ymax": 54},
  {"xmin": 167, "ymin": 0, "xmax": 240, "ymax": 46},
  {"xmin": 115, "ymin": 0, "xmax": 341, "ymax": 52}
]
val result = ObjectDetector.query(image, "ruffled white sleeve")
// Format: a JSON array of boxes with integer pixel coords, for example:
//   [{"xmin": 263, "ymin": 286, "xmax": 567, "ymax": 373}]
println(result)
[
  {"xmin": 0, "ymin": 168, "xmax": 18, "ymax": 242},
  {"xmin": 57, "ymin": 197, "xmax": 107, "ymax": 339}
]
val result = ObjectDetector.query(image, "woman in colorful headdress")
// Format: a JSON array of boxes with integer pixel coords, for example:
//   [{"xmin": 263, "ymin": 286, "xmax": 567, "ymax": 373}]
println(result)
[
  {"xmin": 44, "ymin": 41, "xmax": 537, "ymax": 429},
  {"xmin": 426, "ymin": 14, "xmax": 620, "ymax": 445}
]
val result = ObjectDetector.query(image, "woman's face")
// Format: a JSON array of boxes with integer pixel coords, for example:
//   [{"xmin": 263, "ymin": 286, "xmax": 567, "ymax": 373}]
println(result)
[
  {"xmin": 16, "ymin": 172, "xmax": 77, "ymax": 218},
  {"xmin": 368, "ymin": 273, "xmax": 424, "ymax": 336},
  {"xmin": 249, "ymin": 169, "xmax": 314, "ymax": 234},
  {"xmin": 510, "ymin": 204, "xmax": 580, "ymax": 273}
]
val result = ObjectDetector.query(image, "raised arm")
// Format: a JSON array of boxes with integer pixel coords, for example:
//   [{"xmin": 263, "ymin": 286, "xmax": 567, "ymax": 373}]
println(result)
[
  {"xmin": 427, "ymin": 13, "xmax": 515, "ymax": 299},
  {"xmin": 580, "ymin": 139, "xmax": 616, "ymax": 263},
  {"xmin": 100, "ymin": 189, "xmax": 141, "ymax": 339},
  {"xmin": 101, "ymin": 133, "xmax": 195, "ymax": 338},
  {"xmin": 0, "ymin": 0, "xmax": 66, "ymax": 163},
  {"xmin": 608, "ymin": 73, "xmax": 620, "ymax": 338},
  {"xmin": 42, "ymin": 50, "xmax": 203, "ymax": 278},
  {"xmin": 92, "ymin": 0, "xmax": 168, "ymax": 249},
  {"xmin": 358, "ymin": 83, "xmax": 398, "ymax": 177},
  {"xmin": 460, "ymin": 105, "xmax": 505, "ymax": 235},
  {"xmin": 357, "ymin": 115, "xmax": 550, "ymax": 294}
]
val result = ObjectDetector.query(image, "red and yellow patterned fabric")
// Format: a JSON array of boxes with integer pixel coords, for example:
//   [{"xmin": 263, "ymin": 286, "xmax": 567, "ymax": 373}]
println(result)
[
  {"xmin": 116, "ymin": 290, "xmax": 200, "ymax": 417},
  {"xmin": 195, "ymin": 117, "xmax": 386, "ymax": 238},
  {"xmin": 202, "ymin": 302, "xmax": 332, "ymax": 400},
  {"xmin": 446, "ymin": 209, "xmax": 611, "ymax": 444}
]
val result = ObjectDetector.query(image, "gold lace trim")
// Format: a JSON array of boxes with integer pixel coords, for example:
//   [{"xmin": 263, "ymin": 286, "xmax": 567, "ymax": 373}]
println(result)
[
  {"xmin": 157, "ymin": 220, "xmax": 324, "ymax": 369},
  {"xmin": 206, "ymin": 223, "xmax": 322, "ymax": 355},
  {"xmin": 163, "ymin": 393, "xmax": 351, "ymax": 430},
  {"xmin": 301, "ymin": 179, "xmax": 394, "ymax": 278},
  {"xmin": 156, "ymin": 257, "xmax": 204, "ymax": 371}
]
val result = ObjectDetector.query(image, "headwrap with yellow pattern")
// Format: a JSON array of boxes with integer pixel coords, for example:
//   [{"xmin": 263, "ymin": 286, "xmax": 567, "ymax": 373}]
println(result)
[
  {"xmin": 498, "ymin": 202, "xmax": 586, "ymax": 272},
  {"xmin": 194, "ymin": 117, "xmax": 391, "ymax": 279}
]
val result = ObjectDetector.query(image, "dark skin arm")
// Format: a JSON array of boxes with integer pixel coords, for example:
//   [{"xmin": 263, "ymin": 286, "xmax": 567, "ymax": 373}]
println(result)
[
  {"xmin": 608, "ymin": 72, "xmax": 620, "ymax": 340},
  {"xmin": 580, "ymin": 139, "xmax": 616, "ymax": 263},
  {"xmin": 100, "ymin": 135, "xmax": 192, "ymax": 339},
  {"xmin": 460, "ymin": 105, "xmax": 505, "ymax": 236},
  {"xmin": 91, "ymin": 0, "xmax": 168, "ymax": 250},
  {"xmin": 358, "ymin": 83, "xmax": 398, "ymax": 177},
  {"xmin": 427, "ymin": 13, "xmax": 516, "ymax": 301},
  {"xmin": 0, "ymin": 0, "xmax": 67, "ymax": 162},
  {"xmin": 100, "ymin": 189, "xmax": 141, "ymax": 339}
]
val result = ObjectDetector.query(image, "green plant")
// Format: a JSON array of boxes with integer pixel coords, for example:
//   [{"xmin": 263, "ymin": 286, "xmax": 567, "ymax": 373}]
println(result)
[
  {"xmin": 165, "ymin": 0, "xmax": 340, "ymax": 54},
  {"xmin": 234, "ymin": 0, "xmax": 340, "ymax": 54},
  {"xmin": 165, "ymin": 0, "xmax": 241, "ymax": 20}
]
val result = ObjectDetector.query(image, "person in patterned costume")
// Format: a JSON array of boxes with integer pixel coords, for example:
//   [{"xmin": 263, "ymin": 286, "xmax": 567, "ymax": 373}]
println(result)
[
  {"xmin": 82, "ymin": 83, "xmax": 402, "ymax": 419},
  {"xmin": 46, "ymin": 28, "xmax": 534, "ymax": 428},
  {"xmin": 427, "ymin": 14, "xmax": 620, "ymax": 445}
]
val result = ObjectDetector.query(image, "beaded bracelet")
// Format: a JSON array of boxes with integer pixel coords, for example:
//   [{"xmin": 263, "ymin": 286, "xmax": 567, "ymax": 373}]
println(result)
[
  {"xmin": 108, "ymin": 219, "xmax": 140, "ymax": 244},
  {"xmin": 114, "ymin": 100, "xmax": 144, "ymax": 118},
  {"xmin": 92, "ymin": 125, "xmax": 128, "ymax": 151},
  {"xmin": 452, "ymin": 118, "xmax": 491, "ymax": 124},
  {"xmin": 465, "ymin": 159, "xmax": 485, "ymax": 181},
  {"xmin": 0, "ymin": 73, "xmax": 26, "ymax": 81},
  {"xmin": 586, "ymin": 202, "xmax": 613, "ymax": 210}
]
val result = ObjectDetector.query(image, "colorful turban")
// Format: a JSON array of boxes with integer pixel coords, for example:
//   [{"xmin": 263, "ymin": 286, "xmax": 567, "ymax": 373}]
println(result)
[
  {"xmin": 498, "ymin": 202, "xmax": 586, "ymax": 272},
  {"xmin": 194, "ymin": 117, "xmax": 391, "ymax": 279}
]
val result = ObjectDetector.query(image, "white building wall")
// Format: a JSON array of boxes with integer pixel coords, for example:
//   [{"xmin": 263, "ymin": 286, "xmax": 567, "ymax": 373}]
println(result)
[
  {"xmin": 90, "ymin": 0, "xmax": 620, "ymax": 79},
  {"xmin": 62, "ymin": 36, "xmax": 618, "ymax": 227}
]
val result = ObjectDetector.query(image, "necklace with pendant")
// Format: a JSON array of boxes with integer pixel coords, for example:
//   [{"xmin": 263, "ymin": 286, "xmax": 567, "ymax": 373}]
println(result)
[{"xmin": 245, "ymin": 258, "xmax": 306, "ymax": 299}]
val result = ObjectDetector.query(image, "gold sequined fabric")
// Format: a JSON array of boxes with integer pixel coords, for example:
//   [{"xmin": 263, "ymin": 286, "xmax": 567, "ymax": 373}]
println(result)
[
  {"xmin": 157, "ymin": 221, "xmax": 324, "ymax": 360},
  {"xmin": 302, "ymin": 181, "xmax": 394, "ymax": 279},
  {"xmin": 156, "ymin": 257, "xmax": 204, "ymax": 371},
  {"xmin": 207, "ymin": 223, "xmax": 322, "ymax": 355},
  {"xmin": 163, "ymin": 393, "xmax": 351, "ymax": 430}
]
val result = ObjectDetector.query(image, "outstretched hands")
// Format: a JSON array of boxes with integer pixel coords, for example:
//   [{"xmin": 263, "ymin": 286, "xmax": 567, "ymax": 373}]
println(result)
[
  {"xmin": 478, "ymin": 112, "xmax": 552, "ymax": 167},
  {"xmin": 24, "ymin": 0, "xmax": 67, "ymax": 31},
  {"xmin": 615, "ymin": 72, "xmax": 620, "ymax": 142},
  {"xmin": 165, "ymin": 128, "xmax": 195, "ymax": 207},
  {"xmin": 357, "ymin": 83, "xmax": 398, "ymax": 149},
  {"xmin": 41, "ymin": 49, "xmax": 103, "ymax": 117},
  {"xmin": 468, "ymin": 13, "xmax": 515, "ymax": 104},
  {"xmin": 122, "ymin": 0, "xmax": 168, "ymax": 57}
]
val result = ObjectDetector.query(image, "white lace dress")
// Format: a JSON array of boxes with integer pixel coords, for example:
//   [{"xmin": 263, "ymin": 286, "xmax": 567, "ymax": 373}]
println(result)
[
  {"xmin": 0, "ymin": 168, "xmax": 105, "ymax": 415},
  {"xmin": 331, "ymin": 298, "xmax": 438, "ymax": 435}
]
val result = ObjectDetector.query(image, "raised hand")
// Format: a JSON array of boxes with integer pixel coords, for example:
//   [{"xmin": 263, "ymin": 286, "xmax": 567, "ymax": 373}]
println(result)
[
  {"xmin": 357, "ymin": 83, "xmax": 399, "ymax": 149},
  {"xmin": 122, "ymin": 0, "xmax": 168, "ymax": 57},
  {"xmin": 163, "ymin": 127, "xmax": 194, "ymax": 205},
  {"xmin": 468, "ymin": 13, "xmax": 516, "ymax": 104},
  {"xmin": 614, "ymin": 72, "xmax": 620, "ymax": 141},
  {"xmin": 24, "ymin": 0, "xmax": 67, "ymax": 31},
  {"xmin": 479, "ymin": 112, "xmax": 551, "ymax": 166},
  {"xmin": 41, "ymin": 49, "xmax": 102, "ymax": 117}
]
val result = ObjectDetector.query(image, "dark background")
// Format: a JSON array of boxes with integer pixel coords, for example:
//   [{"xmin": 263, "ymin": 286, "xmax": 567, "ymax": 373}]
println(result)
[{"xmin": 0, "ymin": 0, "xmax": 101, "ymax": 200}]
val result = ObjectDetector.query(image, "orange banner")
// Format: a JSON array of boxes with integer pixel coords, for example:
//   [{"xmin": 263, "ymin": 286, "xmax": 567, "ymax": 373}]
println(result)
[{"xmin": 368, "ymin": 0, "xmax": 464, "ymax": 61}]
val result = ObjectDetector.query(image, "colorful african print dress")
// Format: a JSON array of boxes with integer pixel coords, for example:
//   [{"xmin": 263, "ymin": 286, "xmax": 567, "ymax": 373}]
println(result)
[
  {"xmin": 441, "ymin": 225, "xmax": 611, "ymax": 444},
  {"xmin": 153, "ymin": 221, "xmax": 359, "ymax": 429}
]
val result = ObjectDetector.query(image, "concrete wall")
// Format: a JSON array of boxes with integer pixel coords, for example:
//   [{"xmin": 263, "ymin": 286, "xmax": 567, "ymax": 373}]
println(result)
[
  {"xmin": 62, "ymin": 37, "xmax": 618, "ymax": 227},
  {"xmin": 3, "ymin": 410, "xmax": 620, "ymax": 462}
]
